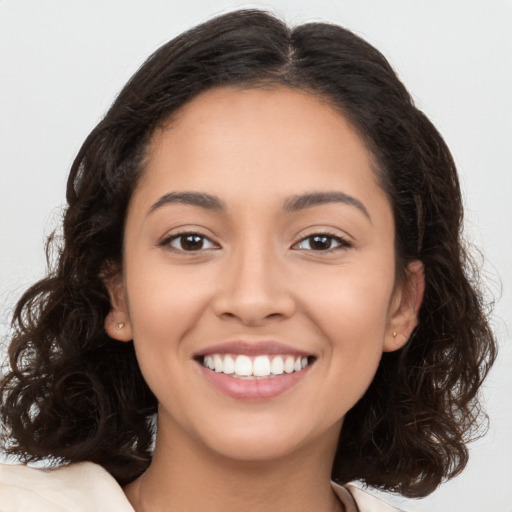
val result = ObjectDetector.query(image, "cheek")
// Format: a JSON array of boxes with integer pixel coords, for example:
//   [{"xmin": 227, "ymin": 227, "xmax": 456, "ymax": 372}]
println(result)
[
  {"xmin": 126, "ymin": 261, "xmax": 210, "ymax": 338},
  {"xmin": 302, "ymin": 261, "xmax": 395, "ymax": 338},
  {"xmin": 300, "ymin": 262, "xmax": 395, "ymax": 391},
  {"xmin": 123, "ymin": 263, "xmax": 212, "ymax": 397}
]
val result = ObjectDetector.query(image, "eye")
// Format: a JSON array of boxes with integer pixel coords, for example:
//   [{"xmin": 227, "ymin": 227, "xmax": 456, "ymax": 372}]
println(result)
[
  {"xmin": 293, "ymin": 233, "xmax": 351, "ymax": 251},
  {"xmin": 163, "ymin": 232, "xmax": 219, "ymax": 252}
]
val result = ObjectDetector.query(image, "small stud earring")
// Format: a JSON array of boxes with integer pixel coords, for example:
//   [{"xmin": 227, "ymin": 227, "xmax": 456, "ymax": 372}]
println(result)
[
  {"xmin": 393, "ymin": 331, "xmax": 397, "ymax": 338},
  {"xmin": 117, "ymin": 323, "xmax": 125, "ymax": 329}
]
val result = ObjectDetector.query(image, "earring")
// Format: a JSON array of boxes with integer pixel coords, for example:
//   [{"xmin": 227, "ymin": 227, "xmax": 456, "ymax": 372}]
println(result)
[
  {"xmin": 393, "ymin": 331, "xmax": 397, "ymax": 338},
  {"xmin": 117, "ymin": 323, "xmax": 125, "ymax": 329}
]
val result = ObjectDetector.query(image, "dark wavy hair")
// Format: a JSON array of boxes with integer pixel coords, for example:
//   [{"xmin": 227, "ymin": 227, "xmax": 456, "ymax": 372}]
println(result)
[{"xmin": 0, "ymin": 9, "xmax": 496, "ymax": 497}]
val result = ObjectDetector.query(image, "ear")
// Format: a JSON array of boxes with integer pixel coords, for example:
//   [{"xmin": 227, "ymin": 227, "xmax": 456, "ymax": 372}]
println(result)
[
  {"xmin": 383, "ymin": 260, "xmax": 425, "ymax": 352},
  {"xmin": 103, "ymin": 270, "xmax": 133, "ymax": 342}
]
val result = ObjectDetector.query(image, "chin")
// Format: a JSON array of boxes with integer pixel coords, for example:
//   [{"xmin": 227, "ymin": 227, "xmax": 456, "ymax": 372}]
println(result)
[
  {"xmin": 209, "ymin": 435, "xmax": 304, "ymax": 463},
  {"xmin": 194, "ymin": 413, "xmax": 339, "ymax": 464}
]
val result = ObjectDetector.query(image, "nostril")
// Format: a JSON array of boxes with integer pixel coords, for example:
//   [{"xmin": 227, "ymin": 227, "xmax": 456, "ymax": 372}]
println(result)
[
  {"xmin": 212, "ymin": 287, "xmax": 296, "ymax": 325},
  {"xmin": 220, "ymin": 312, "xmax": 237, "ymax": 319}
]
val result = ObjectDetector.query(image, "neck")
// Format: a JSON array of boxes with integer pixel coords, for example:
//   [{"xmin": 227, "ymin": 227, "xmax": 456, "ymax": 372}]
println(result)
[{"xmin": 124, "ymin": 417, "xmax": 343, "ymax": 512}]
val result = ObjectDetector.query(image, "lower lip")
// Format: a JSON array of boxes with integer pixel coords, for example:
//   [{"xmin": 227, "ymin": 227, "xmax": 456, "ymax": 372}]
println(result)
[{"xmin": 198, "ymin": 364, "xmax": 311, "ymax": 400}]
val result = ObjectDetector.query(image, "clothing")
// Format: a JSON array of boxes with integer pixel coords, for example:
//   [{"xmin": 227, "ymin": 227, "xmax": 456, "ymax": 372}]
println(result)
[{"xmin": 0, "ymin": 462, "xmax": 403, "ymax": 512}]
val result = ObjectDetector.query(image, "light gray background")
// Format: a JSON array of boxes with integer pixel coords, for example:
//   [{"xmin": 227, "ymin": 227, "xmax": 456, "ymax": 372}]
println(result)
[{"xmin": 1, "ymin": 1, "xmax": 511, "ymax": 511}]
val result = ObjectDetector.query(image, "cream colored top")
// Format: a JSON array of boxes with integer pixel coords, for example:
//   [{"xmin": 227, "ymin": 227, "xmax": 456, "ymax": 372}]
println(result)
[{"xmin": 0, "ymin": 462, "xmax": 403, "ymax": 512}]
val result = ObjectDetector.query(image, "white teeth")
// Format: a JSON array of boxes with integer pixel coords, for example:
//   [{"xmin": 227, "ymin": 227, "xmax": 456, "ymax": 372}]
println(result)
[
  {"xmin": 271, "ymin": 356, "xmax": 284, "ymax": 375},
  {"xmin": 203, "ymin": 353, "xmax": 309, "ymax": 378},
  {"xmin": 223, "ymin": 355, "xmax": 235, "ymax": 374},
  {"xmin": 204, "ymin": 355, "xmax": 215, "ymax": 370},
  {"xmin": 214, "ymin": 354, "xmax": 223, "ymax": 373},
  {"xmin": 234, "ymin": 355, "xmax": 252, "ymax": 376},
  {"xmin": 253, "ymin": 355, "xmax": 271, "ymax": 377},
  {"xmin": 284, "ymin": 356, "xmax": 295, "ymax": 374}
]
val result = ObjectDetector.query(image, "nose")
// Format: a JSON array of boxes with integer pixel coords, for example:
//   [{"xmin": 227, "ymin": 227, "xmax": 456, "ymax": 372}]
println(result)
[{"xmin": 211, "ymin": 242, "xmax": 296, "ymax": 326}]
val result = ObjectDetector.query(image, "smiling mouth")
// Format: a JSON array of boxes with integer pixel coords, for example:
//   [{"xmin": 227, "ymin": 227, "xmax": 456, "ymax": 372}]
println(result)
[{"xmin": 199, "ymin": 354, "xmax": 314, "ymax": 380}]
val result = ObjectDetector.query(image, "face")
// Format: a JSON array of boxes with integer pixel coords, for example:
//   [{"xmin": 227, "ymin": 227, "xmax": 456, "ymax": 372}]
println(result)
[{"xmin": 106, "ymin": 86, "xmax": 422, "ymax": 464}]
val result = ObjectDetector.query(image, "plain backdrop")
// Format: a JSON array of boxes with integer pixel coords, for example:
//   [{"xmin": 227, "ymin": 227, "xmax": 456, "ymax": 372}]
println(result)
[{"xmin": 1, "ymin": 1, "xmax": 511, "ymax": 511}]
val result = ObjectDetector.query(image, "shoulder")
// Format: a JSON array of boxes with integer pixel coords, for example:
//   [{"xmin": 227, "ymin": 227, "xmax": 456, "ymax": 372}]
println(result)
[
  {"xmin": 0, "ymin": 463, "xmax": 404, "ymax": 512},
  {"xmin": 0, "ymin": 462, "xmax": 134, "ymax": 512},
  {"xmin": 332, "ymin": 481, "xmax": 405, "ymax": 512}
]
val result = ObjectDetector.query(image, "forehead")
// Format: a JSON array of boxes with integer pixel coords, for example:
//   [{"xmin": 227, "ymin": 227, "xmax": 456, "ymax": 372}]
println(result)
[
  {"xmin": 152, "ymin": 86, "xmax": 370, "ymax": 160},
  {"xmin": 134, "ymin": 86, "xmax": 390, "ymax": 220}
]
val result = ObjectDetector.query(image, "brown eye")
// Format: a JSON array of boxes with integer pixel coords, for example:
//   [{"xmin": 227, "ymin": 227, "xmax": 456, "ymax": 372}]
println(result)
[
  {"xmin": 166, "ymin": 233, "xmax": 218, "ymax": 252},
  {"xmin": 294, "ymin": 234, "xmax": 351, "ymax": 251},
  {"xmin": 309, "ymin": 235, "xmax": 333, "ymax": 250}
]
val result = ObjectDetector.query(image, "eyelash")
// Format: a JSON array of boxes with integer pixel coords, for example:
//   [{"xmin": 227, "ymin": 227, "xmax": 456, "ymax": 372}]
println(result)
[
  {"xmin": 293, "ymin": 232, "xmax": 352, "ymax": 252},
  {"xmin": 160, "ymin": 231, "xmax": 219, "ymax": 252},
  {"xmin": 160, "ymin": 231, "xmax": 352, "ymax": 253}
]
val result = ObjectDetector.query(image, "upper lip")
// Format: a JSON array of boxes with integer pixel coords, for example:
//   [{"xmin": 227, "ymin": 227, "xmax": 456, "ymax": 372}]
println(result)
[{"xmin": 195, "ymin": 340, "xmax": 312, "ymax": 358}]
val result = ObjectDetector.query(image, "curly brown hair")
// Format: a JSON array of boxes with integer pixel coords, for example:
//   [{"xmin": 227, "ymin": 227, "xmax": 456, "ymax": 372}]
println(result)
[{"xmin": 0, "ymin": 9, "xmax": 496, "ymax": 497}]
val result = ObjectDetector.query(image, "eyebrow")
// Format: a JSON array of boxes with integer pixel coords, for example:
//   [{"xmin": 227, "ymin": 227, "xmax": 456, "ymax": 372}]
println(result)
[
  {"xmin": 283, "ymin": 191, "xmax": 371, "ymax": 221},
  {"xmin": 149, "ymin": 192, "xmax": 225, "ymax": 213},
  {"xmin": 148, "ymin": 190, "xmax": 371, "ymax": 221}
]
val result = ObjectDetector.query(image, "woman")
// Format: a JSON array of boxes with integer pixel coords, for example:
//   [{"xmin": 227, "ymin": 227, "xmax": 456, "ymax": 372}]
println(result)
[{"xmin": 0, "ymin": 9, "xmax": 496, "ymax": 512}]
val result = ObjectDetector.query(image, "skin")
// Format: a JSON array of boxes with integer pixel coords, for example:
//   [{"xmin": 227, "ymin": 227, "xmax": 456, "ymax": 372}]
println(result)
[{"xmin": 105, "ymin": 86, "xmax": 423, "ymax": 512}]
